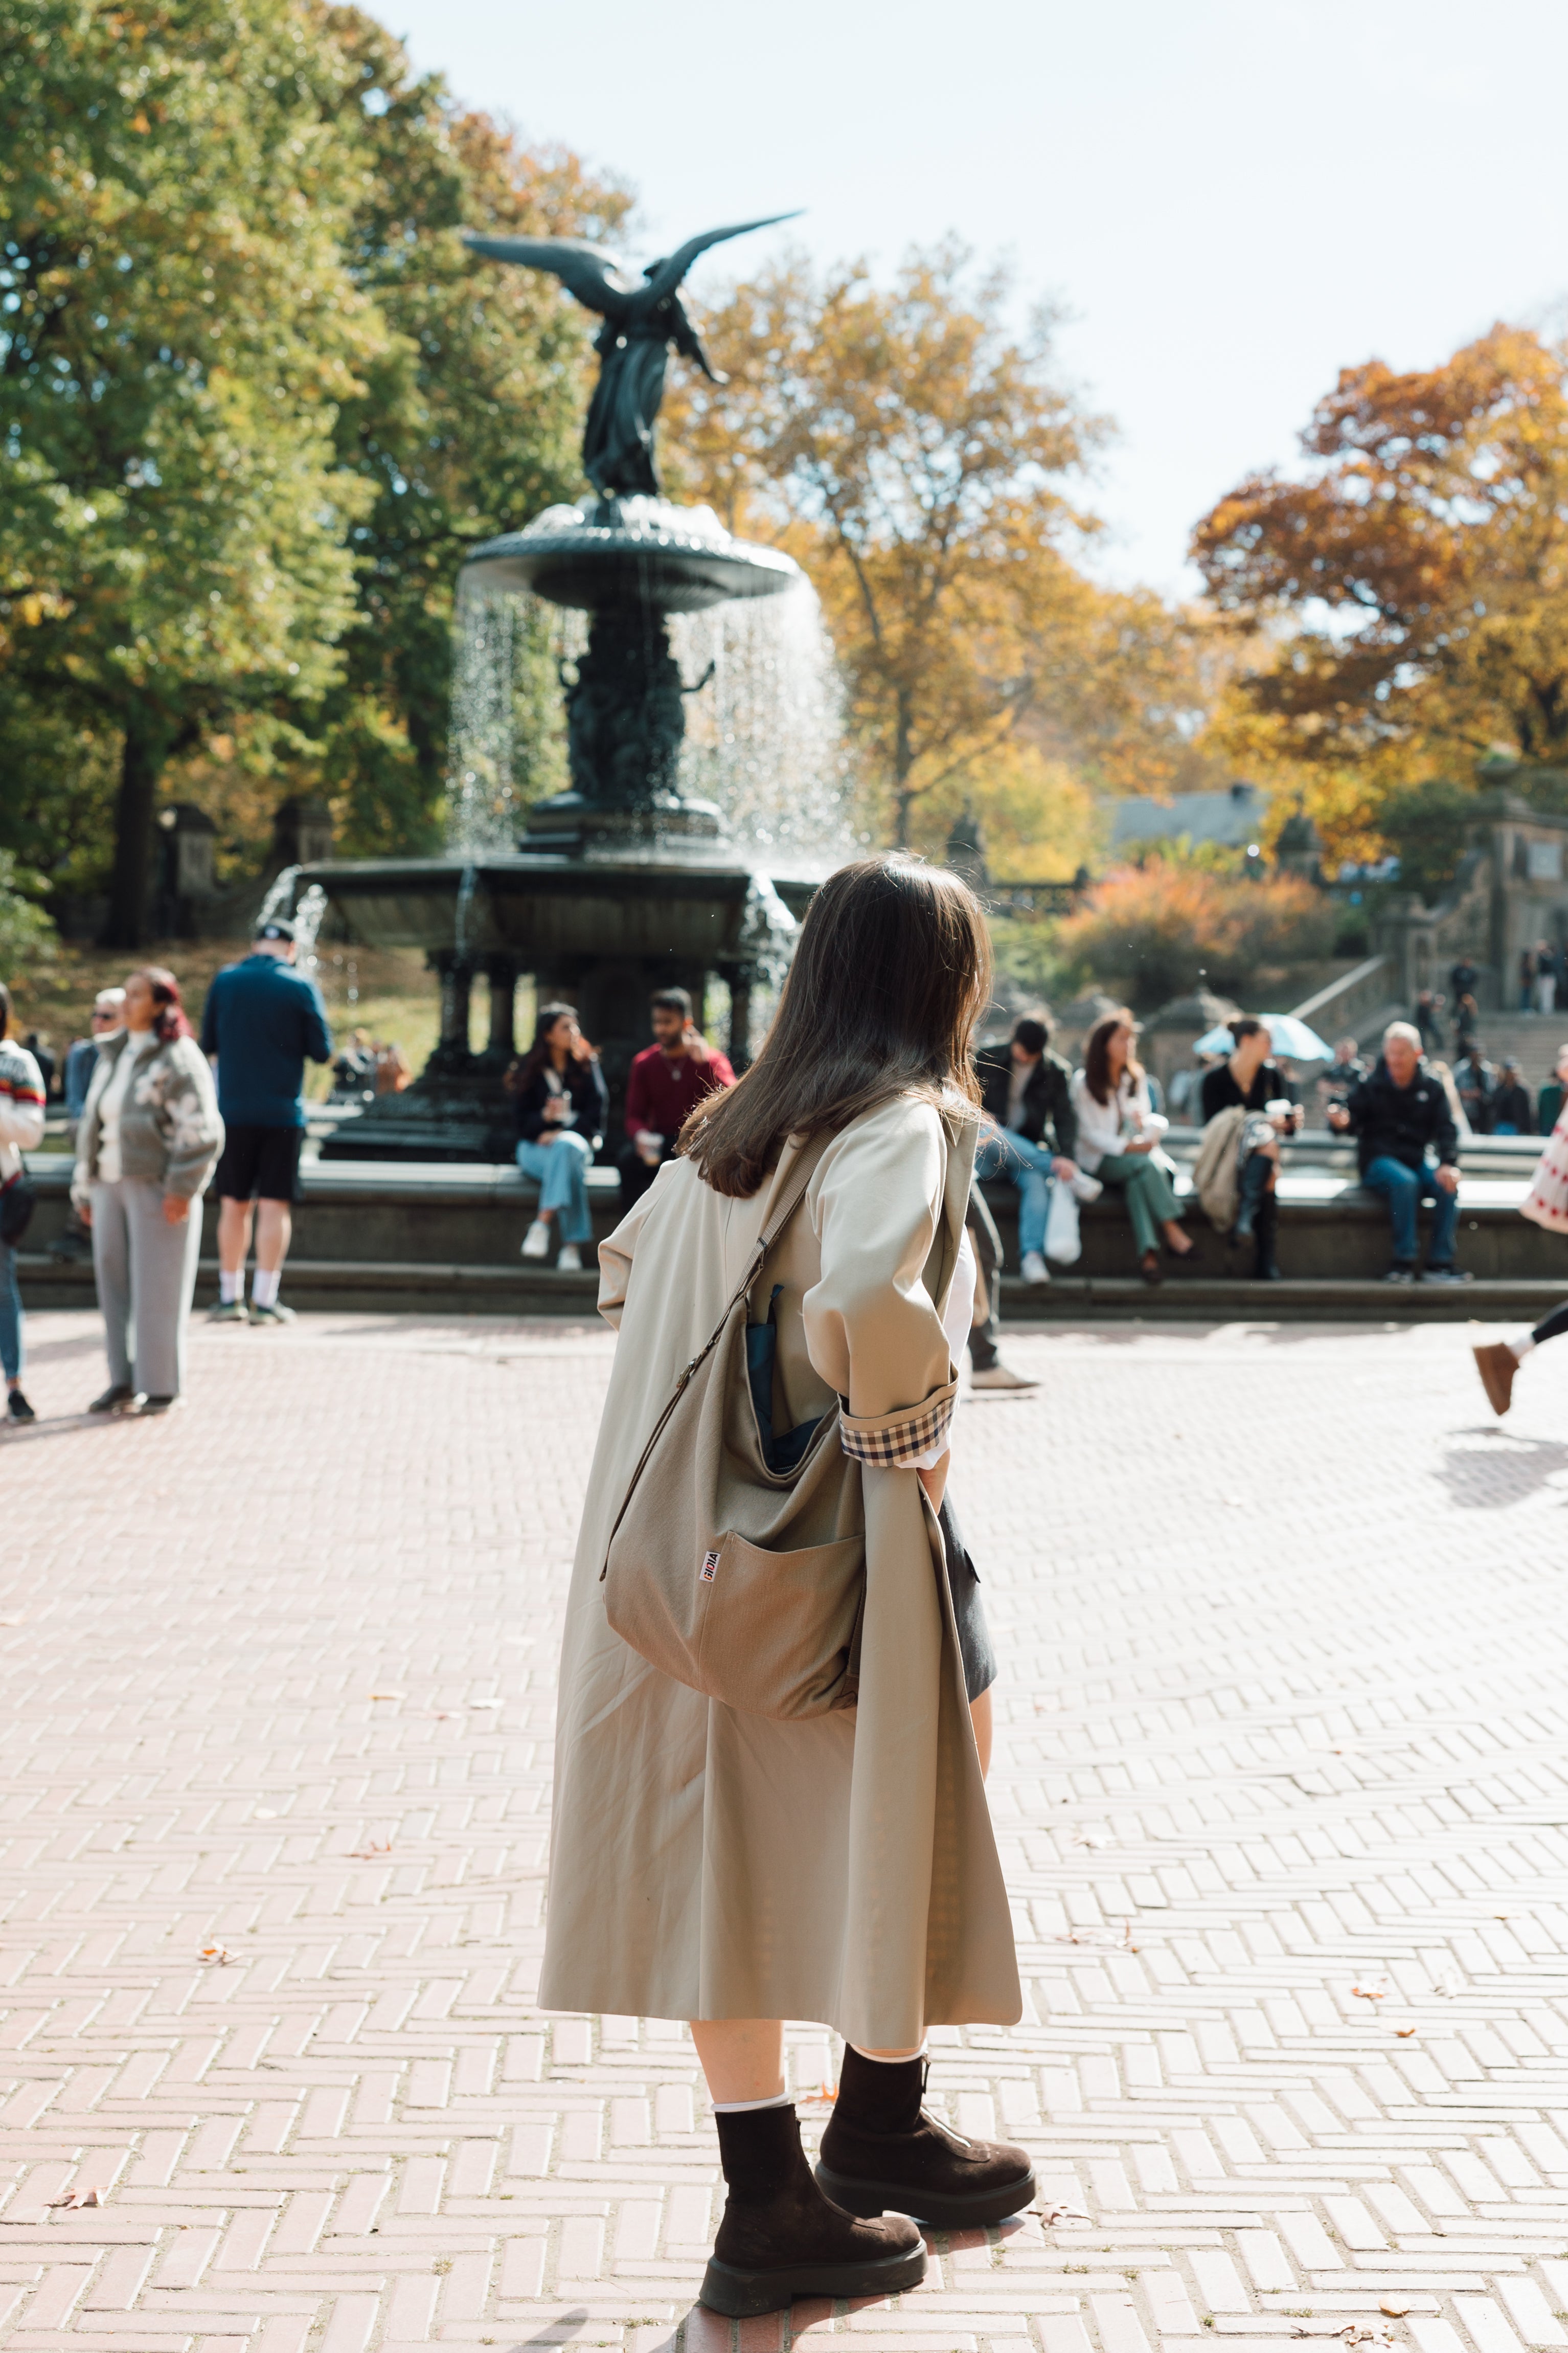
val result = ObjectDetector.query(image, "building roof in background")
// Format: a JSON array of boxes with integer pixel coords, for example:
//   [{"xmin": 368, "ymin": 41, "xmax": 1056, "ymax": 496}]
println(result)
[{"xmin": 1108, "ymin": 780, "xmax": 1268, "ymax": 855}]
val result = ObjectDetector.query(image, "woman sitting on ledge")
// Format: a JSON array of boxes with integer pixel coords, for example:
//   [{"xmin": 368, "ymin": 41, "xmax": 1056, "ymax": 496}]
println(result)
[
  {"xmin": 509, "ymin": 1004, "xmax": 607, "ymax": 1271},
  {"xmin": 1070, "ymin": 1008, "xmax": 1197, "ymax": 1286}
]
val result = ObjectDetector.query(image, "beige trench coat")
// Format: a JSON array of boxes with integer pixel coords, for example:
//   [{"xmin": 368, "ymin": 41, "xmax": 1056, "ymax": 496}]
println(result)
[{"xmin": 539, "ymin": 1092, "xmax": 1021, "ymax": 2050}]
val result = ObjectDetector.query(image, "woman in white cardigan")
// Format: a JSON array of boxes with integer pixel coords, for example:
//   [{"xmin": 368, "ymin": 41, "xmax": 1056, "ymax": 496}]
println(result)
[{"xmin": 1070, "ymin": 1008, "xmax": 1197, "ymax": 1285}]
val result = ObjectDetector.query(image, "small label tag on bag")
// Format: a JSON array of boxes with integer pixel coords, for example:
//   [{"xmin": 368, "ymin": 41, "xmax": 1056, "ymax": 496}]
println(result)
[{"xmin": 699, "ymin": 1549, "xmax": 721, "ymax": 1582}]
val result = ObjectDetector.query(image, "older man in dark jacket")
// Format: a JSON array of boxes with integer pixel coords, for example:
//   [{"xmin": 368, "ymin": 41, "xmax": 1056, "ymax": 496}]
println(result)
[
  {"xmin": 1328, "ymin": 1021, "xmax": 1463, "ymax": 1284},
  {"xmin": 975, "ymin": 1016, "xmax": 1078, "ymax": 1286}
]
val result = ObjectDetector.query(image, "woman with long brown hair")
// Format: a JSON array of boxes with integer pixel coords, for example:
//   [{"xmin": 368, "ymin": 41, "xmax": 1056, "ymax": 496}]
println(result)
[
  {"xmin": 1070, "ymin": 1006, "xmax": 1196, "ymax": 1283},
  {"xmin": 508, "ymin": 1001, "xmax": 608, "ymax": 1270},
  {"xmin": 73, "ymin": 967, "xmax": 223, "ymax": 1413},
  {"xmin": 541, "ymin": 857, "xmax": 1030, "ymax": 2318}
]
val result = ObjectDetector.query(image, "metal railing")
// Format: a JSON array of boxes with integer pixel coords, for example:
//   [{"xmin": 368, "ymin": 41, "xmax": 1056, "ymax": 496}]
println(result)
[{"xmin": 1287, "ymin": 953, "xmax": 1396, "ymax": 1037}]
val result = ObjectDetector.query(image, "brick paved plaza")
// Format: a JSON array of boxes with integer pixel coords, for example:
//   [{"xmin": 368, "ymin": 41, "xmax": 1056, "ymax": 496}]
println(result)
[{"xmin": 5, "ymin": 1307, "xmax": 1568, "ymax": 2353}]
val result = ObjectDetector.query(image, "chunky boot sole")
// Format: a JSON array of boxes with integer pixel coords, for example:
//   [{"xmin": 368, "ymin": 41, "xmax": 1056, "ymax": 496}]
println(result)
[
  {"xmin": 815, "ymin": 2158, "xmax": 1037, "ymax": 2229},
  {"xmin": 700, "ymin": 2236, "xmax": 926, "ymax": 2317}
]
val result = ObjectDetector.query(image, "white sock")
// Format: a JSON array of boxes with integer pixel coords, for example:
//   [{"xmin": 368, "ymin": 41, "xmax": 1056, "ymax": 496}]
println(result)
[
  {"xmin": 1511, "ymin": 1333, "xmax": 1536, "ymax": 1359},
  {"xmin": 848, "ymin": 2042, "xmax": 927, "ymax": 2064},
  {"xmin": 251, "ymin": 1268, "xmax": 281, "ymax": 1309},
  {"xmin": 219, "ymin": 1270, "xmax": 243, "ymax": 1305},
  {"xmin": 712, "ymin": 2089, "xmax": 793, "ymax": 2114}
]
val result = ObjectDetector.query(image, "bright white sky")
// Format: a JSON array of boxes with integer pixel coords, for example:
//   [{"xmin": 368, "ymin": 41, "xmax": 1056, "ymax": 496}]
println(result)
[{"xmin": 381, "ymin": 0, "xmax": 1568, "ymax": 601}]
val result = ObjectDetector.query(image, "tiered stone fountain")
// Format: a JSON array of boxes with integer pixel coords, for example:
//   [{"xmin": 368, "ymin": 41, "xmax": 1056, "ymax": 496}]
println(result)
[{"xmin": 297, "ymin": 211, "xmax": 821, "ymax": 1161}]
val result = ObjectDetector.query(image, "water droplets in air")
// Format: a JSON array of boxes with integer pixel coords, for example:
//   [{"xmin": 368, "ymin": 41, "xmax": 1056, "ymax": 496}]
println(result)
[{"xmin": 445, "ymin": 573, "xmax": 856, "ymax": 870}]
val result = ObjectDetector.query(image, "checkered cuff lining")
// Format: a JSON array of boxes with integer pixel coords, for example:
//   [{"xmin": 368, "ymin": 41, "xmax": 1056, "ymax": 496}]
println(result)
[{"xmin": 839, "ymin": 1379, "xmax": 959, "ymax": 1469}]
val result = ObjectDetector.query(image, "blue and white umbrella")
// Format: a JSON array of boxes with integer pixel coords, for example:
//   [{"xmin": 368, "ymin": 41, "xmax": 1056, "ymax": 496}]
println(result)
[{"xmin": 1192, "ymin": 1013, "xmax": 1334, "ymax": 1064}]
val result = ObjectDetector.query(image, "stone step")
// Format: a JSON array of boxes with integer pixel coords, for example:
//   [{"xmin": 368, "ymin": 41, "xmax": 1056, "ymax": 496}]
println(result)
[
  {"xmin": 998, "ymin": 1272, "xmax": 1565, "ymax": 1320},
  {"xmin": 1371, "ymin": 1007, "xmax": 1568, "ymax": 1092},
  {"xmin": 18, "ymin": 1249, "xmax": 1563, "ymax": 1323}
]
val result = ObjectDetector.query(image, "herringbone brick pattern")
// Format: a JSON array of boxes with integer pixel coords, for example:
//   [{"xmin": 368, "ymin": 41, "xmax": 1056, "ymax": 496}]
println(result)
[{"xmin": 3, "ymin": 1307, "xmax": 1567, "ymax": 2353}]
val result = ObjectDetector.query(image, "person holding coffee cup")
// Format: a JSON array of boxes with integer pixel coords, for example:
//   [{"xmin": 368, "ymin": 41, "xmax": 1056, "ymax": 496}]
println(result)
[{"xmin": 1200, "ymin": 1018, "xmax": 1303, "ymax": 1283}]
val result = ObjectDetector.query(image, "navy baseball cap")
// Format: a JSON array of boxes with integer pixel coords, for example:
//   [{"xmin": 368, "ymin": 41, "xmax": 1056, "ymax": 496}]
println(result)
[{"xmin": 255, "ymin": 918, "xmax": 296, "ymax": 943}]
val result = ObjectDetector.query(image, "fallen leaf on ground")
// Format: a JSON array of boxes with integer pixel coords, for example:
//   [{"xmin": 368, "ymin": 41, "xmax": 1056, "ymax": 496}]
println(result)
[
  {"xmin": 348, "ymin": 1841, "xmax": 392, "ymax": 1860},
  {"xmin": 1395, "ymin": 2026, "xmax": 1416, "ymax": 2038},
  {"xmin": 49, "ymin": 2187, "xmax": 103, "ymax": 2209},
  {"xmin": 1069, "ymin": 1830, "xmax": 1106, "ymax": 1849},
  {"xmin": 197, "ymin": 1944, "xmax": 231, "ymax": 1965},
  {"xmin": 369, "ymin": 1690, "xmax": 405, "ymax": 1701},
  {"xmin": 1381, "ymin": 2300, "xmax": 1412, "ymax": 2317},
  {"xmin": 1038, "ymin": 2201, "xmax": 1093, "ymax": 2226},
  {"xmin": 1351, "ymin": 1984, "xmax": 1387, "ymax": 2001}
]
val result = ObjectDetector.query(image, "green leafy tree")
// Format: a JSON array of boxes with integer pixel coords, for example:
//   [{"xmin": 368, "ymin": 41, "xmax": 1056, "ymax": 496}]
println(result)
[
  {"xmin": 310, "ymin": 15, "xmax": 631, "ymax": 853},
  {"xmin": 0, "ymin": 850, "xmax": 57, "ymax": 982},
  {"xmin": 1, "ymin": 2, "xmax": 631, "ymax": 916},
  {"xmin": 0, "ymin": 0, "xmax": 385, "ymax": 944}
]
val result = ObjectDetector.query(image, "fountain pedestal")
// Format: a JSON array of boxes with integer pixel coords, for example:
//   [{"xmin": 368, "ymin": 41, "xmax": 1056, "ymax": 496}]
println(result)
[{"xmin": 310, "ymin": 498, "xmax": 817, "ymax": 1162}]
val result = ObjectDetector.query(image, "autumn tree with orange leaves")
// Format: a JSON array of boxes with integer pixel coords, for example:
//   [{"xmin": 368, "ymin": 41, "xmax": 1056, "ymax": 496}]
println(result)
[
  {"xmin": 1193, "ymin": 326, "xmax": 1568, "ymax": 781},
  {"xmin": 669, "ymin": 246, "xmax": 1225, "ymax": 853}
]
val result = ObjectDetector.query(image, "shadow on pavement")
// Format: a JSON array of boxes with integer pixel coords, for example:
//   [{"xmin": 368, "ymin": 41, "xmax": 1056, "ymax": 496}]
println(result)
[
  {"xmin": 507, "ymin": 2313, "xmax": 590, "ymax": 2349},
  {"xmin": 1436, "ymin": 1422, "xmax": 1568, "ymax": 1509}
]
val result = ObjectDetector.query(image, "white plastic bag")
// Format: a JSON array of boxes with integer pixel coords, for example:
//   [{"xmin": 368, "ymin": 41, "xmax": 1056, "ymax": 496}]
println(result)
[{"xmin": 1044, "ymin": 1178, "xmax": 1081, "ymax": 1265}]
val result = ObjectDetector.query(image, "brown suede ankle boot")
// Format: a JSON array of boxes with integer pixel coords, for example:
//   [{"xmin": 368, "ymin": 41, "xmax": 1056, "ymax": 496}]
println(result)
[
  {"xmin": 701, "ymin": 2102, "xmax": 927, "ymax": 2318},
  {"xmin": 816, "ymin": 2047, "xmax": 1037, "ymax": 2227}
]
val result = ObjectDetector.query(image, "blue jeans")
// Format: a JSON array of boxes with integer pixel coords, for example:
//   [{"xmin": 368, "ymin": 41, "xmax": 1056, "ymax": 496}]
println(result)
[
  {"xmin": 975, "ymin": 1127, "xmax": 1055, "ymax": 1258},
  {"xmin": 0, "ymin": 1237, "xmax": 21, "ymax": 1382},
  {"xmin": 1362, "ymin": 1154, "xmax": 1459, "ymax": 1268},
  {"xmin": 516, "ymin": 1131, "xmax": 594, "ymax": 1244}
]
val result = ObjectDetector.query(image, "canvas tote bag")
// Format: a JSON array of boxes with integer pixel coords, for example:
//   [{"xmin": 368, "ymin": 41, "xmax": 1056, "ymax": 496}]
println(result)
[{"xmin": 600, "ymin": 1120, "xmax": 966, "ymax": 1720}]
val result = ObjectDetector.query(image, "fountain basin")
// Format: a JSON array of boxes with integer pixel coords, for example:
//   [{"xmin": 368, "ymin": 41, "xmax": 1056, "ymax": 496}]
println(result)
[
  {"xmin": 463, "ymin": 497, "xmax": 801, "ymax": 615},
  {"xmin": 306, "ymin": 847, "xmax": 813, "ymax": 1162},
  {"xmin": 302, "ymin": 850, "xmax": 816, "ymax": 962}
]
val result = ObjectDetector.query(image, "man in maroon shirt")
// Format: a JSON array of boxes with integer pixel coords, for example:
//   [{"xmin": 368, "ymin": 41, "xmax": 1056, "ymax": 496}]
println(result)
[{"xmin": 622, "ymin": 987, "xmax": 736, "ymax": 1205}]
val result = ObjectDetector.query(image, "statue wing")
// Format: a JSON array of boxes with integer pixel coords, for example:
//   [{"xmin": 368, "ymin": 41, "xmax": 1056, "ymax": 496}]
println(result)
[
  {"xmin": 640, "ymin": 211, "xmax": 802, "ymax": 305},
  {"xmin": 460, "ymin": 232, "xmax": 640, "ymax": 315}
]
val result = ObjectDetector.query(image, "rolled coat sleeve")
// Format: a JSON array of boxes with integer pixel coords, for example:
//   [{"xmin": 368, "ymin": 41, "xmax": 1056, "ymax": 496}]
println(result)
[
  {"xmin": 802, "ymin": 1099, "xmax": 958, "ymax": 1469},
  {"xmin": 596, "ymin": 1175, "xmax": 664, "ymax": 1331}
]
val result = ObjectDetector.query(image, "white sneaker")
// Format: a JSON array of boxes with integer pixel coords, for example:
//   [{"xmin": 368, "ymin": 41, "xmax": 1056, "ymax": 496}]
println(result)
[
  {"xmin": 1020, "ymin": 1250, "xmax": 1051, "ymax": 1286},
  {"xmin": 521, "ymin": 1219, "xmax": 551, "ymax": 1261},
  {"xmin": 1069, "ymin": 1171, "xmax": 1103, "ymax": 1203},
  {"xmin": 557, "ymin": 1244, "xmax": 583, "ymax": 1272}
]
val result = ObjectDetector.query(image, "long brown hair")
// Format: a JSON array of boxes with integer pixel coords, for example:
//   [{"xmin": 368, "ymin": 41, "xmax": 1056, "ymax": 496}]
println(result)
[
  {"xmin": 1083, "ymin": 1007, "xmax": 1141, "ymax": 1106},
  {"xmin": 516, "ymin": 1001, "xmax": 596, "ymax": 1090},
  {"xmin": 681, "ymin": 856, "xmax": 992, "ymax": 1198}
]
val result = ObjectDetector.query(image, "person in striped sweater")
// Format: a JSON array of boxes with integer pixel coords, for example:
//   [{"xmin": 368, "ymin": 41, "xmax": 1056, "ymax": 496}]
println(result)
[{"xmin": 0, "ymin": 982, "xmax": 47, "ymax": 1423}]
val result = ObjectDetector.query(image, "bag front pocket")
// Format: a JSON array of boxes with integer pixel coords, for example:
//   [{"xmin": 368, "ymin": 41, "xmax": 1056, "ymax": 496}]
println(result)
[{"xmin": 693, "ymin": 1531, "xmax": 865, "ymax": 1719}]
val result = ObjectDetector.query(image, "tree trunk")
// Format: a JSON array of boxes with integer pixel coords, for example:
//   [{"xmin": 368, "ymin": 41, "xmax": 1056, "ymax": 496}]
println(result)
[
  {"xmin": 891, "ymin": 689, "xmax": 915, "ymax": 847},
  {"xmin": 104, "ymin": 705, "xmax": 163, "ymax": 948}
]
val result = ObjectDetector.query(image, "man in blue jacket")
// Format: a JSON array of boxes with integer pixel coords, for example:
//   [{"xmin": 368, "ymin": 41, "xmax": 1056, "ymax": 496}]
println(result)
[{"xmin": 200, "ymin": 919, "xmax": 331, "ymax": 1324}]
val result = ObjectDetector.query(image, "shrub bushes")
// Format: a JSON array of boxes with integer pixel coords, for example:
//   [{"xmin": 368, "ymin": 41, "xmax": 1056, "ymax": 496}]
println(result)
[{"xmin": 1055, "ymin": 857, "xmax": 1335, "ymax": 1006}]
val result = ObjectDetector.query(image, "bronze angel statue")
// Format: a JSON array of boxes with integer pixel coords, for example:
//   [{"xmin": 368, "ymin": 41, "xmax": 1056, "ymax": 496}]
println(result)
[{"xmin": 462, "ymin": 213, "xmax": 798, "ymax": 500}]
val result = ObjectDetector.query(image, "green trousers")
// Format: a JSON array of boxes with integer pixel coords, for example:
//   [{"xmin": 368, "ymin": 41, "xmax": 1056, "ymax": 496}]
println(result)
[{"xmin": 1096, "ymin": 1150, "xmax": 1183, "ymax": 1255}]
